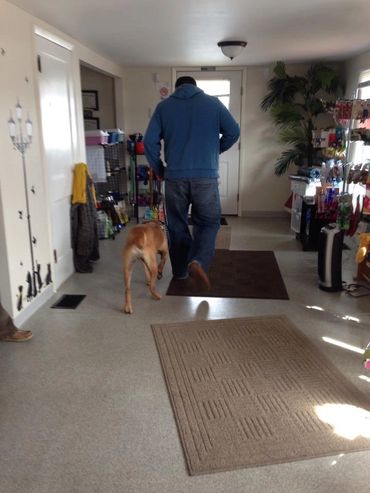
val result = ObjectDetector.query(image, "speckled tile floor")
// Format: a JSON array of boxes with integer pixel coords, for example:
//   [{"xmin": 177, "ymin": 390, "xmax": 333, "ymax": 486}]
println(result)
[{"xmin": 1, "ymin": 216, "xmax": 370, "ymax": 493}]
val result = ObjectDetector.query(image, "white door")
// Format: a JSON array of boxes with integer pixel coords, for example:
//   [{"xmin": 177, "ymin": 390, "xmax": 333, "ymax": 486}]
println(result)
[
  {"xmin": 36, "ymin": 35, "xmax": 75, "ymax": 289},
  {"xmin": 176, "ymin": 70, "xmax": 242, "ymax": 215}
]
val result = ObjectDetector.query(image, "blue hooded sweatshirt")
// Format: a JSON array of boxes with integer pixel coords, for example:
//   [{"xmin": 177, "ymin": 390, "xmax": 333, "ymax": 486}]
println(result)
[{"xmin": 144, "ymin": 84, "xmax": 240, "ymax": 179}]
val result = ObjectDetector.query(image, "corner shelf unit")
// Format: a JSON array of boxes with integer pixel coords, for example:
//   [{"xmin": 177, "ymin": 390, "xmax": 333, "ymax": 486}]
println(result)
[
  {"xmin": 89, "ymin": 142, "xmax": 127, "ymax": 201},
  {"xmin": 128, "ymin": 151, "xmax": 162, "ymax": 223}
]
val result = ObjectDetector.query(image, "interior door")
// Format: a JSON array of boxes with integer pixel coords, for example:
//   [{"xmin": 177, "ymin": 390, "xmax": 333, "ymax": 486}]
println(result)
[
  {"xmin": 36, "ymin": 35, "xmax": 75, "ymax": 289},
  {"xmin": 176, "ymin": 70, "xmax": 242, "ymax": 215}
]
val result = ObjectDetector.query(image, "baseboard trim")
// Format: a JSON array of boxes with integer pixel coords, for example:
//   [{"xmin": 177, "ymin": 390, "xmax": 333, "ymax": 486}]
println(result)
[
  {"xmin": 14, "ymin": 285, "xmax": 54, "ymax": 327},
  {"xmin": 241, "ymin": 210, "xmax": 289, "ymax": 218}
]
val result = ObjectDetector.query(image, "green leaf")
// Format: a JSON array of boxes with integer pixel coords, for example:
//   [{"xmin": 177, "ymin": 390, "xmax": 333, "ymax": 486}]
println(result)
[
  {"xmin": 270, "ymin": 103, "xmax": 304, "ymax": 126},
  {"xmin": 305, "ymin": 97, "xmax": 325, "ymax": 115},
  {"xmin": 278, "ymin": 125, "xmax": 307, "ymax": 146},
  {"xmin": 274, "ymin": 148, "xmax": 305, "ymax": 176},
  {"xmin": 273, "ymin": 61, "xmax": 286, "ymax": 78},
  {"xmin": 261, "ymin": 75, "xmax": 306, "ymax": 111},
  {"xmin": 261, "ymin": 60, "xmax": 341, "ymax": 175},
  {"xmin": 306, "ymin": 63, "xmax": 341, "ymax": 94}
]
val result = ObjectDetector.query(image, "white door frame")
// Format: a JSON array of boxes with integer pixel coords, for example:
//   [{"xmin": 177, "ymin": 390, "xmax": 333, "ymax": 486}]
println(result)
[
  {"xmin": 172, "ymin": 67, "xmax": 246, "ymax": 216},
  {"xmin": 34, "ymin": 29, "xmax": 82, "ymax": 290}
]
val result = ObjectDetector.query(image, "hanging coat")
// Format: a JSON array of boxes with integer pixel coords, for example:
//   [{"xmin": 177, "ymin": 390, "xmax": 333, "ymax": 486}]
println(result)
[{"xmin": 71, "ymin": 163, "xmax": 100, "ymax": 273}]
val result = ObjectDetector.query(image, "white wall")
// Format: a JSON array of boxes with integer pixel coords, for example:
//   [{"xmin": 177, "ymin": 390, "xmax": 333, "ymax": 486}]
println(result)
[
  {"xmin": 0, "ymin": 0, "xmax": 52, "ymax": 319},
  {"xmin": 345, "ymin": 49, "xmax": 370, "ymax": 97},
  {"xmin": 0, "ymin": 0, "xmax": 124, "ymax": 321}
]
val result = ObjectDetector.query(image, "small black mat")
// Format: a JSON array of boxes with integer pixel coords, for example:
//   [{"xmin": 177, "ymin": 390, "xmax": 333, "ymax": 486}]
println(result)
[
  {"xmin": 166, "ymin": 250, "xmax": 289, "ymax": 300},
  {"xmin": 51, "ymin": 294, "xmax": 86, "ymax": 309}
]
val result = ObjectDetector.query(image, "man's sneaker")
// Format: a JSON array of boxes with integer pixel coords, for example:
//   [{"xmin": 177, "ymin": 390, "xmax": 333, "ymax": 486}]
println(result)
[
  {"xmin": 1, "ymin": 330, "xmax": 33, "ymax": 342},
  {"xmin": 188, "ymin": 261, "xmax": 211, "ymax": 291}
]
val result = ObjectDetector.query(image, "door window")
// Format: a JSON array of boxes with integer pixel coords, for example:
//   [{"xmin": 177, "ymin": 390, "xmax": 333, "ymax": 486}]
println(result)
[{"xmin": 195, "ymin": 79, "xmax": 230, "ymax": 109}]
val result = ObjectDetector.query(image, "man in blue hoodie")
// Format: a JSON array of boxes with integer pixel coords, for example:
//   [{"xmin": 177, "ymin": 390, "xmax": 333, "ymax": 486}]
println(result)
[{"xmin": 144, "ymin": 76, "xmax": 240, "ymax": 290}]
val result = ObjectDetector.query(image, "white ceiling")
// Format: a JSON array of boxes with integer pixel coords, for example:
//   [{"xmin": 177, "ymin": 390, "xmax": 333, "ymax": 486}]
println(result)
[{"xmin": 9, "ymin": 0, "xmax": 370, "ymax": 67}]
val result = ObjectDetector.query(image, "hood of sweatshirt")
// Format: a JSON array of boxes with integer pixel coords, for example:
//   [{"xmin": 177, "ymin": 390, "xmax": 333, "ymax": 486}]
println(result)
[{"xmin": 171, "ymin": 84, "xmax": 203, "ymax": 100}]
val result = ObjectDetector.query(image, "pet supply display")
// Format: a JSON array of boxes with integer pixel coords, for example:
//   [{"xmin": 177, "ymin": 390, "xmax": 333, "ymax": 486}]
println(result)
[
  {"xmin": 106, "ymin": 129, "xmax": 125, "ymax": 144},
  {"xmin": 96, "ymin": 210, "xmax": 115, "ymax": 239},
  {"xmin": 128, "ymin": 132, "xmax": 163, "ymax": 222},
  {"xmin": 85, "ymin": 130, "xmax": 109, "ymax": 146}
]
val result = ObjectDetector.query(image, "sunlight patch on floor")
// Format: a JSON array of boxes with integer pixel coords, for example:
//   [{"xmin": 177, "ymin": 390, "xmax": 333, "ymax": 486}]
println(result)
[
  {"xmin": 315, "ymin": 404, "xmax": 370, "ymax": 440},
  {"xmin": 359, "ymin": 375, "xmax": 370, "ymax": 383},
  {"xmin": 322, "ymin": 336, "xmax": 364, "ymax": 354},
  {"xmin": 342, "ymin": 315, "xmax": 361, "ymax": 323}
]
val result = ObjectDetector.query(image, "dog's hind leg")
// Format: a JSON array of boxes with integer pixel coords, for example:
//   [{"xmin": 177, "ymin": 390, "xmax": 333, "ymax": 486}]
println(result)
[
  {"xmin": 140, "ymin": 258, "xmax": 151, "ymax": 286},
  {"xmin": 157, "ymin": 249, "xmax": 167, "ymax": 280},
  {"xmin": 143, "ymin": 253, "xmax": 161, "ymax": 300},
  {"xmin": 123, "ymin": 253, "xmax": 135, "ymax": 314}
]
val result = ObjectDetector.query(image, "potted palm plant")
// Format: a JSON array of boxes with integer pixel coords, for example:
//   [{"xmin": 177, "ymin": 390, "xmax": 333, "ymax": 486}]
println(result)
[{"xmin": 261, "ymin": 61, "xmax": 343, "ymax": 176}]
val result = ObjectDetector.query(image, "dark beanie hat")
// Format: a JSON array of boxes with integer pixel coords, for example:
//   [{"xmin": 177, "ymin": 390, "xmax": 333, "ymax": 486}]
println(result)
[{"xmin": 175, "ymin": 76, "xmax": 197, "ymax": 88}]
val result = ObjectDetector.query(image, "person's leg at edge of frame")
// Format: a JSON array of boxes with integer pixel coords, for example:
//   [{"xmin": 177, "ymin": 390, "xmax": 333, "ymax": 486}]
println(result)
[
  {"xmin": 164, "ymin": 179, "xmax": 193, "ymax": 279},
  {"xmin": 188, "ymin": 178, "xmax": 221, "ymax": 289},
  {"xmin": 0, "ymin": 302, "xmax": 33, "ymax": 342}
]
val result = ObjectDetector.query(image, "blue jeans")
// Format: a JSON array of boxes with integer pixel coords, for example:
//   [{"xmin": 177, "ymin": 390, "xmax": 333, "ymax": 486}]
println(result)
[{"xmin": 164, "ymin": 179, "xmax": 221, "ymax": 277}]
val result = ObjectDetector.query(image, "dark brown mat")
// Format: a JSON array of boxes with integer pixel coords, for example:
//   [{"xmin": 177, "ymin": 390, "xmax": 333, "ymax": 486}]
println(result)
[
  {"xmin": 166, "ymin": 250, "xmax": 289, "ymax": 299},
  {"xmin": 152, "ymin": 316, "xmax": 370, "ymax": 475}
]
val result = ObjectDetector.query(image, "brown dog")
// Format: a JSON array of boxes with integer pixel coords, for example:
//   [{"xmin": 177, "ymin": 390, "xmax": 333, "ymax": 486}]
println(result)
[{"xmin": 123, "ymin": 221, "xmax": 168, "ymax": 314}]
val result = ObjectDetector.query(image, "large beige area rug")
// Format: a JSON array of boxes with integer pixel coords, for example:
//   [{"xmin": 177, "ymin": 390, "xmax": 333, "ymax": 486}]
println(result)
[{"xmin": 152, "ymin": 316, "xmax": 370, "ymax": 475}]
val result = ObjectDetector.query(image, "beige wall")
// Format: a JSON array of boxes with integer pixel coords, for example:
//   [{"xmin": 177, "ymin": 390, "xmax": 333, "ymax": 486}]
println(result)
[
  {"xmin": 242, "ymin": 65, "xmax": 290, "ymax": 215},
  {"xmin": 0, "ymin": 0, "xmax": 124, "ymax": 321},
  {"xmin": 122, "ymin": 67, "xmax": 172, "ymax": 135}
]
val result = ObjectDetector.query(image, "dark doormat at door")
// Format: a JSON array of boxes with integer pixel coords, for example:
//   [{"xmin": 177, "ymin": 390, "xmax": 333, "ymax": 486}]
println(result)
[
  {"xmin": 166, "ymin": 250, "xmax": 289, "ymax": 300},
  {"xmin": 51, "ymin": 294, "xmax": 86, "ymax": 309}
]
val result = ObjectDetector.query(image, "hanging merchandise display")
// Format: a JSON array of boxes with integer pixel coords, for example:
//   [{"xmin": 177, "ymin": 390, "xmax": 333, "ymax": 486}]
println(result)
[
  {"xmin": 315, "ymin": 96, "xmax": 370, "ymax": 294},
  {"xmin": 334, "ymin": 99, "xmax": 370, "ymax": 123},
  {"xmin": 363, "ymin": 174, "xmax": 370, "ymax": 215}
]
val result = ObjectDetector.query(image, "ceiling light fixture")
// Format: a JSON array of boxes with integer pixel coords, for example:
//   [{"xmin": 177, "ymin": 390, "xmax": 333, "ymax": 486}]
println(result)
[{"xmin": 217, "ymin": 40, "xmax": 247, "ymax": 60}]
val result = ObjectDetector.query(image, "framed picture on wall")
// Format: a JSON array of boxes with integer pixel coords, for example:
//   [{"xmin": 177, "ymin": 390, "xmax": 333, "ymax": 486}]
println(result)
[
  {"xmin": 84, "ymin": 117, "xmax": 100, "ymax": 130},
  {"xmin": 82, "ymin": 90, "xmax": 99, "ymax": 110}
]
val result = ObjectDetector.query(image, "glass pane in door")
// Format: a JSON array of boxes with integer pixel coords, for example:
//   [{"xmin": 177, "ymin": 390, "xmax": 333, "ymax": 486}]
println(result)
[{"xmin": 195, "ymin": 79, "xmax": 230, "ymax": 109}]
